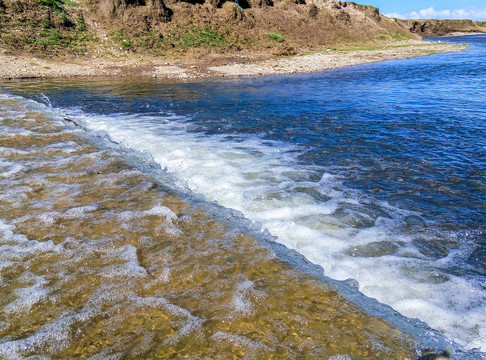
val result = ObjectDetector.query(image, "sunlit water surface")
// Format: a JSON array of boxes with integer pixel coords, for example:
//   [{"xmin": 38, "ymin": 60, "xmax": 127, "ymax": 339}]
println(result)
[
  {"xmin": 1, "ymin": 34, "xmax": 485, "ymax": 356},
  {"xmin": 0, "ymin": 95, "xmax": 425, "ymax": 359}
]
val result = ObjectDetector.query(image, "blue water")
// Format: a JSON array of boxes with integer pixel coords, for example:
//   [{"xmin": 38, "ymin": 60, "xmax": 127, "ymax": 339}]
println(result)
[{"xmin": 2, "ymin": 34, "xmax": 486, "ymax": 351}]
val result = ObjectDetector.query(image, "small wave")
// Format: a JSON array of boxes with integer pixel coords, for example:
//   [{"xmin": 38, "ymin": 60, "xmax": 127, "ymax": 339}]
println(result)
[{"xmin": 57, "ymin": 107, "xmax": 486, "ymax": 351}]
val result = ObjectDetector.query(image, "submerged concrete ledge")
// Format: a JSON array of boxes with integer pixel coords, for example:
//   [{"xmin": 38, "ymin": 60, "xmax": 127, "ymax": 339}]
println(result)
[
  {"xmin": 2, "ymin": 91, "xmax": 484, "ymax": 359},
  {"xmin": 0, "ymin": 93, "xmax": 437, "ymax": 359}
]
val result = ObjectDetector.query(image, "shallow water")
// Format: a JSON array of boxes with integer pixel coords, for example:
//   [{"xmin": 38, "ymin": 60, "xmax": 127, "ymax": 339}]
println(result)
[
  {"xmin": 1, "ymin": 34, "xmax": 485, "ymax": 357},
  {"xmin": 0, "ymin": 96, "xmax": 425, "ymax": 359}
]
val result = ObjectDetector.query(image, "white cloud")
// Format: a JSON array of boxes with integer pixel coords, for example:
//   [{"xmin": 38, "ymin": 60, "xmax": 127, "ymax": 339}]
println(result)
[
  {"xmin": 384, "ymin": 12, "xmax": 407, "ymax": 19},
  {"xmin": 385, "ymin": 7, "xmax": 486, "ymax": 21}
]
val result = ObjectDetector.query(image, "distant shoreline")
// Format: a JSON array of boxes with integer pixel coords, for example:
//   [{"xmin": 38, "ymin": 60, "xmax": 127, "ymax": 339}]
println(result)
[
  {"xmin": 435, "ymin": 31, "xmax": 486, "ymax": 37},
  {"xmin": 0, "ymin": 40, "xmax": 467, "ymax": 81}
]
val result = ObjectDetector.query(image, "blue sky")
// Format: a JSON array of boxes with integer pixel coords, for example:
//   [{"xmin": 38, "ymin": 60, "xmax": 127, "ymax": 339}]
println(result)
[{"xmin": 362, "ymin": 0, "xmax": 486, "ymax": 21}]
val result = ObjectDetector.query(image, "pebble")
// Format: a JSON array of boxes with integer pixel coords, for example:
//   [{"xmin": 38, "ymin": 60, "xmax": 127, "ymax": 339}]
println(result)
[{"xmin": 0, "ymin": 41, "xmax": 466, "ymax": 80}]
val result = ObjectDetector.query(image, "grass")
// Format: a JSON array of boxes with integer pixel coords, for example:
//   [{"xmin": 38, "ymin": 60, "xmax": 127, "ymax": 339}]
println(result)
[
  {"xmin": 121, "ymin": 39, "xmax": 132, "ymax": 50},
  {"xmin": 39, "ymin": 0, "xmax": 76, "ymax": 18},
  {"xmin": 36, "ymin": 28, "xmax": 66, "ymax": 45},
  {"xmin": 110, "ymin": 31, "xmax": 133, "ymax": 50},
  {"xmin": 178, "ymin": 25, "xmax": 227, "ymax": 48},
  {"xmin": 267, "ymin": 32, "xmax": 285, "ymax": 42},
  {"xmin": 377, "ymin": 29, "xmax": 409, "ymax": 41},
  {"xmin": 0, "ymin": 0, "xmax": 463, "ymax": 60},
  {"xmin": 138, "ymin": 30, "xmax": 166, "ymax": 55},
  {"xmin": 77, "ymin": 17, "xmax": 86, "ymax": 31}
]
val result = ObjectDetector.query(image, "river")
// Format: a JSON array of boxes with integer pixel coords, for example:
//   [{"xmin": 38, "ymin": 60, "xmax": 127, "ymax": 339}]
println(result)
[{"xmin": 1, "ymin": 34, "xmax": 485, "ymax": 358}]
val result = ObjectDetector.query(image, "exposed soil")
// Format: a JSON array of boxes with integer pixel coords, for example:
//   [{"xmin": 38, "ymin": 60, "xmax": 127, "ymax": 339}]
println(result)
[
  {"xmin": 394, "ymin": 19, "xmax": 486, "ymax": 37},
  {"xmin": 0, "ymin": 0, "xmax": 416, "ymax": 59},
  {"xmin": 0, "ymin": 0, "xmax": 476, "ymax": 80},
  {"xmin": 0, "ymin": 40, "xmax": 466, "ymax": 80}
]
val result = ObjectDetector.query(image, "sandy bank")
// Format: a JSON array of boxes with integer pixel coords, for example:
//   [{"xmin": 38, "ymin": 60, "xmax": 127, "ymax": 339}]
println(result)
[{"xmin": 0, "ymin": 40, "xmax": 466, "ymax": 80}]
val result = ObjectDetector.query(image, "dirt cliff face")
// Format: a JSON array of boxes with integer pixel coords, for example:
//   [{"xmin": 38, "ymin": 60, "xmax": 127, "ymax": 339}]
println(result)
[
  {"xmin": 0, "ymin": 0, "xmax": 415, "ymax": 58},
  {"xmin": 395, "ymin": 19, "xmax": 486, "ymax": 37}
]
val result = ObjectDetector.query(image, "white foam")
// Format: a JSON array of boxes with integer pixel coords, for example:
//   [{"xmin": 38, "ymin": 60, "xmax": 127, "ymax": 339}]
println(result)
[
  {"xmin": 211, "ymin": 331, "xmax": 274, "ymax": 352},
  {"xmin": 98, "ymin": 244, "xmax": 148, "ymax": 279},
  {"xmin": 0, "ymin": 221, "xmax": 63, "ymax": 254},
  {"xmin": 11, "ymin": 205, "xmax": 98, "ymax": 227},
  {"xmin": 0, "ymin": 159, "xmax": 25, "ymax": 178},
  {"xmin": 0, "ymin": 146, "xmax": 29, "ymax": 156},
  {"xmin": 2, "ymin": 220, "xmax": 66, "ymax": 285},
  {"xmin": 44, "ymin": 140, "xmax": 80, "ymax": 153},
  {"xmin": 118, "ymin": 205, "xmax": 180, "ymax": 235},
  {"xmin": 4, "ymin": 274, "xmax": 49, "ymax": 314},
  {"xmin": 231, "ymin": 280, "xmax": 255, "ymax": 315},
  {"xmin": 65, "ymin": 111, "xmax": 486, "ymax": 350},
  {"xmin": 0, "ymin": 315, "xmax": 73, "ymax": 359},
  {"xmin": 145, "ymin": 205, "xmax": 178, "ymax": 221},
  {"xmin": 63, "ymin": 205, "xmax": 98, "ymax": 218},
  {"xmin": 98, "ymin": 261, "xmax": 148, "ymax": 279},
  {"xmin": 86, "ymin": 352, "xmax": 124, "ymax": 360},
  {"xmin": 0, "ymin": 128, "xmax": 34, "ymax": 136}
]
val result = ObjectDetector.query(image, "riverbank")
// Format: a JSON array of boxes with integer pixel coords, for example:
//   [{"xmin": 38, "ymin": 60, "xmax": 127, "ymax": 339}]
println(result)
[{"xmin": 0, "ymin": 40, "xmax": 466, "ymax": 80}]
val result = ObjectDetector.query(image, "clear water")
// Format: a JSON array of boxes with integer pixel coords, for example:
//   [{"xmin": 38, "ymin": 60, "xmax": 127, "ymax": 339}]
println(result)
[
  {"xmin": 2, "ymin": 96, "xmax": 425, "ymax": 359},
  {"xmin": 2, "ymin": 34, "xmax": 485, "ymax": 354}
]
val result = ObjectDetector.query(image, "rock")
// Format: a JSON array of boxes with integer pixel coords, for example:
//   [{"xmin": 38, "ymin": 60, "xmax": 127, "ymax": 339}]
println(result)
[
  {"xmin": 396, "ymin": 19, "xmax": 486, "ymax": 37},
  {"xmin": 329, "ymin": 355, "xmax": 352, "ymax": 360},
  {"xmin": 308, "ymin": 4, "xmax": 318, "ymax": 18}
]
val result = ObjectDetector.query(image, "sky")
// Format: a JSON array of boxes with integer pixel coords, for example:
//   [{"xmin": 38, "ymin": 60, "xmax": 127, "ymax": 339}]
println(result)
[{"xmin": 361, "ymin": 0, "xmax": 486, "ymax": 21}]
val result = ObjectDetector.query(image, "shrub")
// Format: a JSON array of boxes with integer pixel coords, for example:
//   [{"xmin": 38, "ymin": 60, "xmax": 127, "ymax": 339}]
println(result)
[
  {"xmin": 36, "ymin": 28, "xmax": 66, "ymax": 45},
  {"xmin": 179, "ymin": 25, "xmax": 226, "ymax": 48},
  {"xmin": 121, "ymin": 39, "xmax": 132, "ymax": 49},
  {"xmin": 110, "ymin": 31, "xmax": 133, "ymax": 50},
  {"xmin": 77, "ymin": 16, "xmax": 86, "ymax": 31},
  {"xmin": 267, "ymin": 32, "xmax": 284, "ymax": 42},
  {"xmin": 39, "ymin": 0, "xmax": 77, "ymax": 18}
]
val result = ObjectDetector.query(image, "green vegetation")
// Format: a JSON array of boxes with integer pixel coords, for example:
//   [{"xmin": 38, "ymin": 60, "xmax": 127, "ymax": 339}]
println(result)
[
  {"xmin": 377, "ymin": 29, "xmax": 408, "ymax": 41},
  {"xmin": 0, "ymin": 0, "xmax": 429, "ymax": 59},
  {"xmin": 137, "ymin": 30, "xmax": 166, "ymax": 55},
  {"xmin": 121, "ymin": 39, "xmax": 132, "ymax": 50},
  {"xmin": 34, "ymin": 27, "xmax": 96, "ymax": 49},
  {"xmin": 42, "ymin": 18, "xmax": 52, "ymax": 29},
  {"xmin": 267, "ymin": 32, "xmax": 285, "ymax": 42},
  {"xmin": 110, "ymin": 31, "xmax": 133, "ymax": 50},
  {"xmin": 77, "ymin": 16, "xmax": 86, "ymax": 31},
  {"xmin": 39, "ymin": 0, "xmax": 76, "ymax": 19},
  {"xmin": 179, "ymin": 25, "xmax": 227, "ymax": 48},
  {"xmin": 37, "ymin": 28, "xmax": 66, "ymax": 45},
  {"xmin": 0, "ymin": 0, "xmax": 95, "ymax": 56}
]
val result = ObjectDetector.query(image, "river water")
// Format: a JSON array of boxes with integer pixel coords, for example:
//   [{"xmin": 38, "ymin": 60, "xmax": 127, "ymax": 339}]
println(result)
[{"xmin": 1, "ymin": 34, "xmax": 485, "ymax": 358}]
